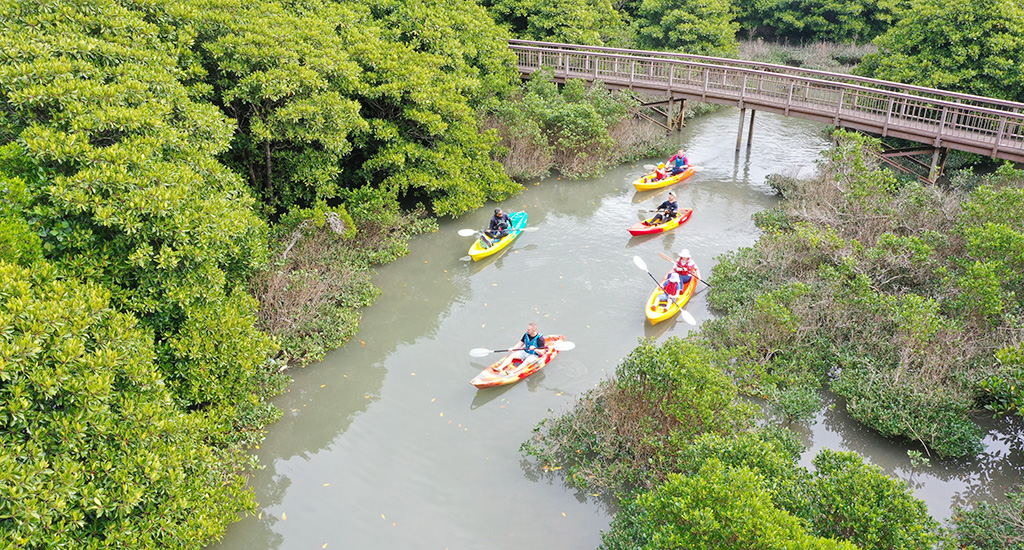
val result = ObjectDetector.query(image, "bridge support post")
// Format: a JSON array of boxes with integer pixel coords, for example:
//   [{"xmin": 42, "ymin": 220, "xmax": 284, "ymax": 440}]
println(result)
[
  {"xmin": 928, "ymin": 147, "xmax": 948, "ymax": 182},
  {"xmin": 747, "ymin": 110, "xmax": 756, "ymax": 147},
  {"xmin": 736, "ymin": 108, "xmax": 746, "ymax": 150}
]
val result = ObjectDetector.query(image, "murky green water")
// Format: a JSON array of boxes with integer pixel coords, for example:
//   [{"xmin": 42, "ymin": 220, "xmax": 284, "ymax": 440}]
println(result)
[{"xmin": 214, "ymin": 109, "xmax": 1023, "ymax": 550}]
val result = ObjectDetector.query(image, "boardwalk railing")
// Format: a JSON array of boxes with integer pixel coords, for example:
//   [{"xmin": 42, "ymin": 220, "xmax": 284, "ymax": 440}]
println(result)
[{"xmin": 510, "ymin": 40, "xmax": 1024, "ymax": 164}]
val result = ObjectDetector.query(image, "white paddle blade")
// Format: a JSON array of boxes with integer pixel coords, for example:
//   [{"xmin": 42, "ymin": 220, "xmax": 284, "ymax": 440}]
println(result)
[
  {"xmin": 691, "ymin": 165, "xmax": 704, "ymax": 172},
  {"xmin": 633, "ymin": 255, "xmax": 648, "ymax": 271},
  {"xmin": 458, "ymin": 228, "xmax": 479, "ymax": 237},
  {"xmin": 520, "ymin": 227, "xmax": 539, "ymax": 232},
  {"xmin": 552, "ymin": 341, "xmax": 575, "ymax": 351},
  {"xmin": 469, "ymin": 348, "xmax": 494, "ymax": 357},
  {"xmin": 680, "ymin": 310, "xmax": 697, "ymax": 325},
  {"xmin": 658, "ymin": 251, "xmax": 674, "ymax": 263}
]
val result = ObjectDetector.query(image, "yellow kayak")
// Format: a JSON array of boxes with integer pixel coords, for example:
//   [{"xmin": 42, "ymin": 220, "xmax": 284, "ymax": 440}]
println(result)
[
  {"xmin": 645, "ymin": 267, "xmax": 700, "ymax": 324},
  {"xmin": 633, "ymin": 166, "xmax": 696, "ymax": 192},
  {"xmin": 467, "ymin": 211, "xmax": 528, "ymax": 261}
]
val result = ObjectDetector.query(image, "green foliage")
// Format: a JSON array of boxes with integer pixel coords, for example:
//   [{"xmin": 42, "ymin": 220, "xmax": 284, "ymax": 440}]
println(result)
[
  {"xmin": 482, "ymin": 0, "xmax": 624, "ymax": 45},
  {"xmin": 810, "ymin": 450, "xmax": 943, "ymax": 549},
  {"xmin": 632, "ymin": 0, "xmax": 739, "ymax": 56},
  {"xmin": 0, "ymin": 168, "xmax": 41, "ymax": 266},
  {"xmin": 251, "ymin": 193, "xmax": 435, "ymax": 366},
  {"xmin": 0, "ymin": 262, "xmax": 256, "ymax": 549},
  {"xmin": 857, "ymin": 0, "xmax": 1024, "ymax": 100},
  {"xmin": 487, "ymin": 70, "xmax": 665, "ymax": 180},
  {"xmin": 181, "ymin": 0, "xmax": 522, "ymax": 216},
  {"xmin": 699, "ymin": 131, "xmax": 1024, "ymax": 457},
  {"xmin": 736, "ymin": 0, "xmax": 905, "ymax": 43},
  {"xmin": 521, "ymin": 337, "xmax": 755, "ymax": 496},
  {"xmin": 949, "ymin": 488, "xmax": 1024, "ymax": 550},
  {"xmin": 0, "ymin": 0, "xmax": 278, "ymax": 410},
  {"xmin": 602, "ymin": 462, "xmax": 858, "ymax": 550}
]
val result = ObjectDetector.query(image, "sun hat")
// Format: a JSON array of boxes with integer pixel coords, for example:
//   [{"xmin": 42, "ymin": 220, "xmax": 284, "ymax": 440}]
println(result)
[{"xmin": 678, "ymin": 249, "xmax": 690, "ymax": 258}]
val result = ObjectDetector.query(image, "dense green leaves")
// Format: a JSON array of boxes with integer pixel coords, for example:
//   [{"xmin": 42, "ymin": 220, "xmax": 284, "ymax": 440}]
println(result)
[
  {"xmin": 857, "ymin": 0, "xmax": 1024, "ymax": 99},
  {"xmin": 481, "ymin": 0, "xmax": 624, "ymax": 45},
  {"xmin": 0, "ymin": 262, "xmax": 255, "ymax": 549},
  {"xmin": 177, "ymin": 0, "xmax": 522, "ymax": 216},
  {"xmin": 632, "ymin": 0, "xmax": 738, "ymax": 55}
]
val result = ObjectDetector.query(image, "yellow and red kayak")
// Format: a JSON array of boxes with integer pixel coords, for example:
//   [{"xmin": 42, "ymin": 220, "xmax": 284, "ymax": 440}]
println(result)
[
  {"xmin": 645, "ymin": 268, "xmax": 700, "ymax": 325},
  {"xmin": 470, "ymin": 335, "xmax": 565, "ymax": 389},
  {"xmin": 628, "ymin": 208, "xmax": 693, "ymax": 236},
  {"xmin": 467, "ymin": 211, "xmax": 528, "ymax": 261},
  {"xmin": 633, "ymin": 166, "xmax": 696, "ymax": 192}
]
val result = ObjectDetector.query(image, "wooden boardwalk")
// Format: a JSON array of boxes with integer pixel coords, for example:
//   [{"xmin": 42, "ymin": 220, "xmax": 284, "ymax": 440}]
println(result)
[{"xmin": 510, "ymin": 40, "xmax": 1024, "ymax": 165}]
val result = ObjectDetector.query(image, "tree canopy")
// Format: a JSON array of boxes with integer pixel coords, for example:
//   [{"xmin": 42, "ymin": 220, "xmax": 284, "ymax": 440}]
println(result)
[{"xmin": 857, "ymin": 0, "xmax": 1024, "ymax": 100}]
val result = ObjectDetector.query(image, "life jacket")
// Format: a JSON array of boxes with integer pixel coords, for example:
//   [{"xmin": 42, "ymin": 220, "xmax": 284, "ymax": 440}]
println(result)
[
  {"xmin": 523, "ymin": 333, "xmax": 545, "ymax": 355},
  {"xmin": 663, "ymin": 278, "xmax": 679, "ymax": 296}
]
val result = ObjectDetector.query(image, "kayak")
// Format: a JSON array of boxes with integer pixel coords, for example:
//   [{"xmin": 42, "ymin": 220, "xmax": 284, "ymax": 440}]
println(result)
[
  {"xmin": 470, "ymin": 335, "xmax": 565, "ymax": 389},
  {"xmin": 633, "ymin": 166, "xmax": 696, "ymax": 192},
  {"xmin": 628, "ymin": 208, "xmax": 693, "ymax": 236},
  {"xmin": 645, "ymin": 268, "xmax": 700, "ymax": 325},
  {"xmin": 468, "ymin": 211, "xmax": 528, "ymax": 261}
]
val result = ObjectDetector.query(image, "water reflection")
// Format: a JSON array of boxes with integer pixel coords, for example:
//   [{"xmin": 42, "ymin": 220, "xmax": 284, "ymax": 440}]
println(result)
[{"xmin": 791, "ymin": 392, "xmax": 1024, "ymax": 520}]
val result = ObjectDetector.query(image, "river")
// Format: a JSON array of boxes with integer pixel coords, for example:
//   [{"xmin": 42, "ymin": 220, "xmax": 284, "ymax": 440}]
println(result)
[{"xmin": 214, "ymin": 108, "xmax": 1023, "ymax": 550}]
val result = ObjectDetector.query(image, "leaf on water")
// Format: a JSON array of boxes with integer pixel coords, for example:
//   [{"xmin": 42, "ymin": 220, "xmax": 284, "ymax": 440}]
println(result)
[
  {"xmin": 324, "ymin": 483, "xmax": 330, "ymax": 487},
  {"xmin": 320, "ymin": 384, "xmax": 326, "ymax": 388},
  {"xmin": 282, "ymin": 513, "xmax": 287, "ymax": 520}
]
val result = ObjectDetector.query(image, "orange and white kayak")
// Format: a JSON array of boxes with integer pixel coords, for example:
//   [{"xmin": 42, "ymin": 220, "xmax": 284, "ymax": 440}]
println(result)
[
  {"xmin": 470, "ymin": 335, "xmax": 565, "ymax": 389},
  {"xmin": 645, "ymin": 268, "xmax": 700, "ymax": 324}
]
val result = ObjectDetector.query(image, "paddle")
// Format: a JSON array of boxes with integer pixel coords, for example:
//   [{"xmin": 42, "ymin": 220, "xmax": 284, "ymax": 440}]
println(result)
[
  {"xmin": 632, "ymin": 255, "xmax": 696, "ymax": 325},
  {"xmin": 469, "ymin": 340, "xmax": 576, "ymax": 358},
  {"xmin": 642, "ymin": 164, "xmax": 705, "ymax": 173},
  {"xmin": 457, "ymin": 227, "xmax": 539, "ymax": 237},
  {"xmin": 657, "ymin": 252, "xmax": 712, "ymax": 288}
]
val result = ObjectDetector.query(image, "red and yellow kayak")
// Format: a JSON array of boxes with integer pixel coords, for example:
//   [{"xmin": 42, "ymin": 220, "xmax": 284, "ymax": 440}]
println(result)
[
  {"xmin": 645, "ymin": 268, "xmax": 700, "ymax": 325},
  {"xmin": 470, "ymin": 335, "xmax": 565, "ymax": 389},
  {"xmin": 633, "ymin": 166, "xmax": 696, "ymax": 192},
  {"xmin": 628, "ymin": 208, "xmax": 693, "ymax": 236}
]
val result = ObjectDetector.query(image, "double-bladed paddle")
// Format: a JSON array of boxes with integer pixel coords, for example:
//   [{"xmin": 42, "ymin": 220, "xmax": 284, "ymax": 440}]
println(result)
[
  {"xmin": 642, "ymin": 164, "xmax": 705, "ymax": 172},
  {"xmin": 469, "ymin": 340, "xmax": 576, "ymax": 357},
  {"xmin": 632, "ymin": 255, "xmax": 696, "ymax": 325},
  {"xmin": 457, "ymin": 227, "xmax": 538, "ymax": 237}
]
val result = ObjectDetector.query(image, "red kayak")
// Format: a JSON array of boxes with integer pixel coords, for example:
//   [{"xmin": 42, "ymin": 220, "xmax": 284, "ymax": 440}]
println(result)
[{"xmin": 628, "ymin": 208, "xmax": 693, "ymax": 236}]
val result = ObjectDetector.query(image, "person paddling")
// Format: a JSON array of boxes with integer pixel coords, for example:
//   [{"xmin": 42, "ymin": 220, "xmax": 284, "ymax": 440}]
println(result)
[
  {"xmin": 646, "ymin": 191, "xmax": 678, "ymax": 225},
  {"xmin": 667, "ymin": 149, "xmax": 690, "ymax": 175},
  {"xmin": 481, "ymin": 208, "xmax": 511, "ymax": 247},
  {"xmin": 507, "ymin": 322, "xmax": 546, "ymax": 369},
  {"xmin": 673, "ymin": 249, "xmax": 697, "ymax": 285}
]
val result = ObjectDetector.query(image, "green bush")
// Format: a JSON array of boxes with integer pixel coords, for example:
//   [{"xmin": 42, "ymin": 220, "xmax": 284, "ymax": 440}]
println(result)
[
  {"xmin": 810, "ymin": 450, "xmax": 943, "ymax": 549},
  {"xmin": 602, "ymin": 461, "xmax": 857, "ymax": 550},
  {"xmin": 0, "ymin": 262, "xmax": 256, "ymax": 549}
]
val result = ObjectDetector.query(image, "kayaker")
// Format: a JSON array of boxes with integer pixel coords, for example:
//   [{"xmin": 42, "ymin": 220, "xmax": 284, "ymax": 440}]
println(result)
[
  {"xmin": 481, "ymin": 208, "xmax": 511, "ymax": 247},
  {"xmin": 646, "ymin": 191, "xmax": 678, "ymax": 225},
  {"xmin": 658, "ymin": 271, "xmax": 681, "ymax": 304},
  {"xmin": 668, "ymin": 149, "xmax": 689, "ymax": 175},
  {"xmin": 673, "ymin": 249, "xmax": 697, "ymax": 285},
  {"xmin": 653, "ymin": 164, "xmax": 667, "ymax": 181},
  {"xmin": 509, "ymin": 322, "xmax": 546, "ymax": 368}
]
